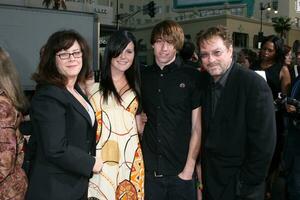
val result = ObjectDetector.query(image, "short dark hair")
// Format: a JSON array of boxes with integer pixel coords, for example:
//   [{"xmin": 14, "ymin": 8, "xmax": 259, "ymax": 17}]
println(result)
[
  {"xmin": 150, "ymin": 20, "xmax": 184, "ymax": 51},
  {"xmin": 292, "ymin": 40, "xmax": 300, "ymax": 54},
  {"xmin": 238, "ymin": 48, "xmax": 258, "ymax": 67},
  {"xmin": 196, "ymin": 25, "xmax": 232, "ymax": 50},
  {"xmin": 100, "ymin": 30, "xmax": 142, "ymax": 112},
  {"xmin": 180, "ymin": 41, "xmax": 195, "ymax": 60},
  {"xmin": 32, "ymin": 29, "xmax": 92, "ymax": 87}
]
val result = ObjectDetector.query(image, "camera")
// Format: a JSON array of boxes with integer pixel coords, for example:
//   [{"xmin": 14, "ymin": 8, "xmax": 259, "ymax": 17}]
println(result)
[
  {"xmin": 274, "ymin": 93, "xmax": 300, "ymax": 114},
  {"xmin": 275, "ymin": 93, "xmax": 300, "ymax": 129},
  {"xmin": 286, "ymin": 98, "xmax": 300, "ymax": 112}
]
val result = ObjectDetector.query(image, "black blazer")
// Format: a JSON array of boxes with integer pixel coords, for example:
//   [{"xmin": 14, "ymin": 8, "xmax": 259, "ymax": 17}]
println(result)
[
  {"xmin": 200, "ymin": 63, "xmax": 276, "ymax": 200},
  {"xmin": 26, "ymin": 84, "xmax": 96, "ymax": 200}
]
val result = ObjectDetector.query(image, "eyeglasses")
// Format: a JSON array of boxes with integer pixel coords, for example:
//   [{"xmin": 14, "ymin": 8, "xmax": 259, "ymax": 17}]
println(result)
[
  {"xmin": 56, "ymin": 51, "xmax": 82, "ymax": 60},
  {"xmin": 199, "ymin": 49, "xmax": 226, "ymax": 59}
]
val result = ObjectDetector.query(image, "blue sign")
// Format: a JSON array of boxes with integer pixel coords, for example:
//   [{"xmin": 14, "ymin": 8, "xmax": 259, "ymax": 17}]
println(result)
[{"xmin": 174, "ymin": 0, "xmax": 242, "ymax": 9}]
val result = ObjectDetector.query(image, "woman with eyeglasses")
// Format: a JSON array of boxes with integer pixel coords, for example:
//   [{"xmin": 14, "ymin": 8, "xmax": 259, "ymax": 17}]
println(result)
[{"xmin": 26, "ymin": 30, "xmax": 102, "ymax": 200}]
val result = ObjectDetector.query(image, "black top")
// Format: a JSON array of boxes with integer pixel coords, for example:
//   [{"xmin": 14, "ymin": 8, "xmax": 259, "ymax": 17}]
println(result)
[
  {"xmin": 252, "ymin": 62, "xmax": 282, "ymax": 99},
  {"xmin": 141, "ymin": 56, "xmax": 202, "ymax": 175}
]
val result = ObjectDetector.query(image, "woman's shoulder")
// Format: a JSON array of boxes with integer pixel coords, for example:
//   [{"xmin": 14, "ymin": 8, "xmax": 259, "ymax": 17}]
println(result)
[
  {"xmin": 35, "ymin": 84, "xmax": 65, "ymax": 96},
  {"xmin": 0, "ymin": 89, "xmax": 12, "ymax": 106},
  {"xmin": 88, "ymin": 82, "xmax": 101, "ymax": 99},
  {"xmin": 0, "ymin": 90, "xmax": 17, "ymax": 127},
  {"xmin": 32, "ymin": 84, "xmax": 67, "ymax": 105}
]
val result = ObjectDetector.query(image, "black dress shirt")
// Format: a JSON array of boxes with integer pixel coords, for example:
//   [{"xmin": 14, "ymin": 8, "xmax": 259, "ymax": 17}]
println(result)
[
  {"xmin": 141, "ymin": 57, "xmax": 202, "ymax": 175},
  {"xmin": 210, "ymin": 63, "xmax": 233, "ymax": 117}
]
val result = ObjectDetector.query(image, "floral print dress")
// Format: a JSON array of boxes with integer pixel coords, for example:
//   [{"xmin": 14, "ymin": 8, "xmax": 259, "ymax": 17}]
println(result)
[
  {"xmin": 88, "ymin": 83, "xmax": 144, "ymax": 200},
  {"xmin": 0, "ymin": 90, "xmax": 28, "ymax": 200}
]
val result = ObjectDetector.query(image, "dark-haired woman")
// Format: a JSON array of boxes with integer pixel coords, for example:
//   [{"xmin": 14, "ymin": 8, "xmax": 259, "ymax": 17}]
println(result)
[
  {"xmin": 87, "ymin": 30, "xmax": 144, "ymax": 199},
  {"xmin": 26, "ymin": 30, "xmax": 102, "ymax": 200},
  {"xmin": 252, "ymin": 35, "xmax": 291, "ymax": 199}
]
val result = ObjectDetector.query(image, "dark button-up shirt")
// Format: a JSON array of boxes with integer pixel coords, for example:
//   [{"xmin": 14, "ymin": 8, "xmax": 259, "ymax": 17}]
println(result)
[
  {"xmin": 141, "ymin": 57, "xmax": 202, "ymax": 175},
  {"xmin": 210, "ymin": 62, "xmax": 233, "ymax": 117}
]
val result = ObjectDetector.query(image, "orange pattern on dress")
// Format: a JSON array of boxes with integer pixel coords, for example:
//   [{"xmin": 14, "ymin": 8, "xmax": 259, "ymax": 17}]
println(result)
[
  {"xmin": 116, "ymin": 180, "xmax": 137, "ymax": 200},
  {"xmin": 95, "ymin": 111, "xmax": 102, "ymax": 143},
  {"xmin": 126, "ymin": 97, "xmax": 138, "ymax": 115},
  {"xmin": 130, "ymin": 144, "xmax": 144, "ymax": 200}
]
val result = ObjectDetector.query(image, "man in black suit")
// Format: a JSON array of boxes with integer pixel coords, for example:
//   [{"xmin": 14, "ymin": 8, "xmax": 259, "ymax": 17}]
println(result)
[{"xmin": 196, "ymin": 25, "xmax": 276, "ymax": 200}]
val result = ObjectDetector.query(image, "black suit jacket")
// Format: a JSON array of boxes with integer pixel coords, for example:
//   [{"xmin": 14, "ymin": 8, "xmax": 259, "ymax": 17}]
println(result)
[
  {"xmin": 26, "ymin": 84, "xmax": 96, "ymax": 200},
  {"xmin": 201, "ymin": 63, "xmax": 276, "ymax": 200}
]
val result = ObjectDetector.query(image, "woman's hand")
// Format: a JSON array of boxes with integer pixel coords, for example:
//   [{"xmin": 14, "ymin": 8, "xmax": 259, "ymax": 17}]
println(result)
[
  {"xmin": 286, "ymin": 104, "xmax": 296, "ymax": 113},
  {"xmin": 92, "ymin": 156, "xmax": 103, "ymax": 174}
]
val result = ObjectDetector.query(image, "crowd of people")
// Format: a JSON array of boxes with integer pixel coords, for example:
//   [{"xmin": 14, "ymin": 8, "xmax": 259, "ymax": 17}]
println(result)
[{"xmin": 1, "ymin": 19, "xmax": 300, "ymax": 200}]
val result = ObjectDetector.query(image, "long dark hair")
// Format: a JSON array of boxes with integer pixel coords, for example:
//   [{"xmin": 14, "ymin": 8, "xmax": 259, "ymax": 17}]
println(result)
[
  {"xmin": 100, "ymin": 30, "xmax": 141, "ymax": 112},
  {"xmin": 260, "ymin": 35, "xmax": 284, "ymax": 65},
  {"xmin": 32, "ymin": 29, "xmax": 92, "ymax": 87}
]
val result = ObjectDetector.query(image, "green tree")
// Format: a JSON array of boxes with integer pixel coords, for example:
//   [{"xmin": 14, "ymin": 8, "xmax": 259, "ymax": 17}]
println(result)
[
  {"xmin": 272, "ymin": 16, "xmax": 292, "ymax": 39},
  {"xmin": 43, "ymin": 0, "xmax": 67, "ymax": 10}
]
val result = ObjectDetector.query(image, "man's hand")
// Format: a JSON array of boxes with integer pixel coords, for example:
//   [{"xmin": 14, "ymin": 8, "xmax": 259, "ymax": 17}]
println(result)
[{"xmin": 178, "ymin": 170, "xmax": 193, "ymax": 180}]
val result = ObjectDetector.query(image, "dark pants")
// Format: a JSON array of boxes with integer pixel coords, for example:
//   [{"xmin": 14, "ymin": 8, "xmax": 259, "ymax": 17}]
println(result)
[
  {"xmin": 145, "ymin": 173, "xmax": 196, "ymax": 200},
  {"xmin": 286, "ymin": 156, "xmax": 300, "ymax": 200},
  {"xmin": 283, "ymin": 125, "xmax": 300, "ymax": 200}
]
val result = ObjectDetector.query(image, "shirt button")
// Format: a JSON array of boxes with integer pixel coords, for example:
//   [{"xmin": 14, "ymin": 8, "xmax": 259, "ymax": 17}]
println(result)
[{"xmin": 158, "ymin": 89, "xmax": 161, "ymax": 92}]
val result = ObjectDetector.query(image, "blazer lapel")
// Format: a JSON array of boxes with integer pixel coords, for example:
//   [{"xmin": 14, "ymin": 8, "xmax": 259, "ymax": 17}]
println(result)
[{"xmin": 64, "ymin": 85, "xmax": 93, "ymax": 126}]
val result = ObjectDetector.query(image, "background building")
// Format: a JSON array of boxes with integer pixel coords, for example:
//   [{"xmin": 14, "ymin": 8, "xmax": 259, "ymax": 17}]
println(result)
[{"xmin": 1, "ymin": 0, "xmax": 299, "ymax": 65}]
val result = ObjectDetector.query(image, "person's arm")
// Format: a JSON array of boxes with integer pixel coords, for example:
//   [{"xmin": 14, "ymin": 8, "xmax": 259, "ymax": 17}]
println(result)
[
  {"xmin": 0, "ymin": 96, "xmax": 17, "ymax": 182},
  {"xmin": 178, "ymin": 107, "xmax": 201, "ymax": 180},
  {"xmin": 236, "ymin": 75, "xmax": 276, "ymax": 199},
  {"xmin": 280, "ymin": 65, "xmax": 291, "ymax": 95},
  {"xmin": 135, "ymin": 112, "xmax": 147, "ymax": 137},
  {"xmin": 195, "ymin": 161, "xmax": 203, "ymax": 200}
]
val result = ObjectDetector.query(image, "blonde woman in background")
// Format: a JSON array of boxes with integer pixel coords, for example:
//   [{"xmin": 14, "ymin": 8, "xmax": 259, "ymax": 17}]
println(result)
[{"xmin": 0, "ymin": 47, "xmax": 28, "ymax": 200}]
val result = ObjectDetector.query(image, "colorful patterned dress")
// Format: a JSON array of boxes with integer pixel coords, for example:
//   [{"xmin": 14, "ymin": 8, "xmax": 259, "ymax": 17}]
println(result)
[{"xmin": 88, "ymin": 83, "xmax": 144, "ymax": 200}]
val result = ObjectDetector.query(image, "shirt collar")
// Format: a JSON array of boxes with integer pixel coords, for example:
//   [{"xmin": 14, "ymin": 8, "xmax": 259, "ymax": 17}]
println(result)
[{"xmin": 153, "ymin": 55, "xmax": 182, "ymax": 73}]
